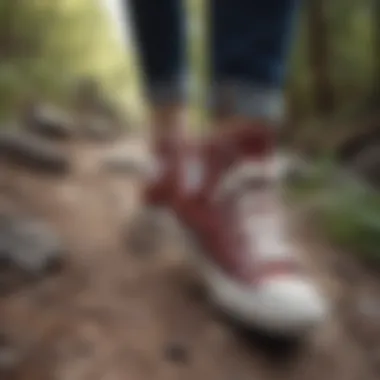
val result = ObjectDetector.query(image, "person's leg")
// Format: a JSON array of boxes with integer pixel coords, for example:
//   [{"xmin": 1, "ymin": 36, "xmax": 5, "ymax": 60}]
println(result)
[
  {"xmin": 126, "ymin": 0, "xmax": 188, "ymax": 205},
  {"xmin": 128, "ymin": 0, "xmax": 185, "ymax": 105},
  {"xmin": 210, "ymin": 0, "xmax": 298, "ymax": 122},
  {"xmin": 175, "ymin": 0, "xmax": 328, "ymax": 336}
]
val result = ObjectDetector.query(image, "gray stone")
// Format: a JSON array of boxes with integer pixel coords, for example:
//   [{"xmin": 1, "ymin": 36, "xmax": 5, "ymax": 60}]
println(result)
[
  {"xmin": 0, "ymin": 131, "xmax": 70, "ymax": 175},
  {"xmin": 125, "ymin": 208, "xmax": 175, "ymax": 257},
  {"xmin": 25, "ymin": 104, "xmax": 75, "ymax": 140},
  {"xmin": 163, "ymin": 341, "xmax": 190, "ymax": 365},
  {"xmin": 8, "ymin": 220, "xmax": 63, "ymax": 273},
  {"xmin": 0, "ymin": 213, "xmax": 64, "ymax": 275}
]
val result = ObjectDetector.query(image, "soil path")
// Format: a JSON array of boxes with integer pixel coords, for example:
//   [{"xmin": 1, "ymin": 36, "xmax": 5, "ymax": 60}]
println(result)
[{"xmin": 0, "ymin": 138, "xmax": 379, "ymax": 380}]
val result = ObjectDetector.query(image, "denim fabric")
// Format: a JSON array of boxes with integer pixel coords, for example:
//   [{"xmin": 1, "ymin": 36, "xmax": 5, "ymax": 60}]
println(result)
[{"xmin": 127, "ymin": 0, "xmax": 300, "ymax": 117}]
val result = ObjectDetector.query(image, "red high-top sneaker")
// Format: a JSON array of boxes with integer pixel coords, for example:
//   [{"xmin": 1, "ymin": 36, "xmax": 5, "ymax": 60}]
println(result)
[{"xmin": 173, "ymin": 124, "xmax": 328, "ymax": 337}]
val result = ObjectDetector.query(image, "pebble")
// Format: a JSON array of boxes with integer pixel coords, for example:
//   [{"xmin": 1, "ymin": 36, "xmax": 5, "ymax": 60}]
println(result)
[
  {"xmin": 0, "ymin": 212, "xmax": 65, "ymax": 275},
  {"xmin": 163, "ymin": 342, "xmax": 190, "ymax": 365}
]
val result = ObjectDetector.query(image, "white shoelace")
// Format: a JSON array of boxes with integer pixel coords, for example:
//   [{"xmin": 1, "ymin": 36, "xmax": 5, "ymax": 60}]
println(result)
[
  {"xmin": 245, "ymin": 213, "xmax": 292, "ymax": 262},
  {"xmin": 217, "ymin": 160, "xmax": 294, "ymax": 263}
]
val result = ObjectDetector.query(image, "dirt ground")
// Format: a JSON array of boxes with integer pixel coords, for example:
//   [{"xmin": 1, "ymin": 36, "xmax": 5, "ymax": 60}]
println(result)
[{"xmin": 0, "ymin": 138, "xmax": 379, "ymax": 380}]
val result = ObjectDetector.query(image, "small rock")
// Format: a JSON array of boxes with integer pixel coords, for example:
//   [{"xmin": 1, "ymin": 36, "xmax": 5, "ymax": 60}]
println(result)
[
  {"xmin": 25, "ymin": 104, "xmax": 74, "ymax": 140},
  {"xmin": 371, "ymin": 347, "xmax": 380, "ymax": 371},
  {"xmin": 0, "ymin": 212, "xmax": 65, "ymax": 276},
  {"xmin": 332, "ymin": 255, "xmax": 363, "ymax": 285},
  {"xmin": 346, "ymin": 310, "xmax": 380, "ymax": 348},
  {"xmin": 126, "ymin": 210, "xmax": 169, "ymax": 257},
  {"xmin": 9, "ymin": 219, "xmax": 64, "ymax": 274},
  {"xmin": 0, "ymin": 334, "xmax": 23, "ymax": 370},
  {"xmin": 0, "ymin": 131, "xmax": 70, "ymax": 175},
  {"xmin": 163, "ymin": 342, "xmax": 190, "ymax": 365},
  {"xmin": 186, "ymin": 282, "xmax": 206, "ymax": 303}
]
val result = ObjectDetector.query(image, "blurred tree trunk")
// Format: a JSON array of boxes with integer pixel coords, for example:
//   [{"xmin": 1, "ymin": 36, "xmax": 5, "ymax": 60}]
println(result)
[
  {"xmin": 370, "ymin": 0, "xmax": 380, "ymax": 107},
  {"xmin": 307, "ymin": 0, "xmax": 334, "ymax": 116}
]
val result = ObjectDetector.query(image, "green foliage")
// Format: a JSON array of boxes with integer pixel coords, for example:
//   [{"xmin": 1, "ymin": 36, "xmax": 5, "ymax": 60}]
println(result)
[
  {"xmin": 0, "ymin": 0, "xmax": 131, "ymax": 120},
  {"xmin": 288, "ymin": 0, "xmax": 376, "ymax": 121},
  {"xmin": 327, "ymin": 0, "xmax": 374, "ymax": 104},
  {"xmin": 288, "ymin": 159, "xmax": 380, "ymax": 261},
  {"xmin": 0, "ymin": 0, "xmax": 379, "ymax": 126},
  {"xmin": 318, "ymin": 182, "xmax": 380, "ymax": 260}
]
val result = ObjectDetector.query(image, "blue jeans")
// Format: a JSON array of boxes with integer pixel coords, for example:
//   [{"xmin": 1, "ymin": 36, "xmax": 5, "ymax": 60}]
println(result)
[{"xmin": 127, "ymin": 0, "xmax": 300, "ymax": 120}]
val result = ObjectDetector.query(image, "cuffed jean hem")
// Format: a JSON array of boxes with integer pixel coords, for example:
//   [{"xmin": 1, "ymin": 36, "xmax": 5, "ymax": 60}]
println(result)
[
  {"xmin": 209, "ymin": 82, "xmax": 285, "ymax": 123},
  {"xmin": 145, "ymin": 80, "xmax": 187, "ymax": 107}
]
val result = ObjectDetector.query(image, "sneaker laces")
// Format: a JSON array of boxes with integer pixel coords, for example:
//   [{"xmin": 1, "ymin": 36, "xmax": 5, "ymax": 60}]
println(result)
[{"xmin": 217, "ymin": 159, "xmax": 297, "ymax": 265}]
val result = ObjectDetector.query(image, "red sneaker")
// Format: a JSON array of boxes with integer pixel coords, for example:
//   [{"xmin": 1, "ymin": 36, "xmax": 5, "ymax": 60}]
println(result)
[{"xmin": 173, "ymin": 124, "xmax": 328, "ymax": 336}]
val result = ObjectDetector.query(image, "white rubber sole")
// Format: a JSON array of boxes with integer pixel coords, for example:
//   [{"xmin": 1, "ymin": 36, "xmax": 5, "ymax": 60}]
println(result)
[{"xmin": 184, "ymin": 230, "xmax": 329, "ymax": 338}]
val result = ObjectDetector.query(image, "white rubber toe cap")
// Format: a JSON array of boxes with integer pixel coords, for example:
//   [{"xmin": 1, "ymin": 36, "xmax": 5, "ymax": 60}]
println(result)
[
  {"xmin": 192, "ymin": 250, "xmax": 329, "ymax": 336},
  {"xmin": 207, "ymin": 264, "xmax": 329, "ymax": 336},
  {"xmin": 253, "ymin": 277, "xmax": 329, "ymax": 334}
]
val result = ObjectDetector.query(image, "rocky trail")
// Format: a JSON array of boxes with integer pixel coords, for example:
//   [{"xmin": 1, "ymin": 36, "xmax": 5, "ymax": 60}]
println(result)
[{"xmin": 0, "ymin": 127, "xmax": 378, "ymax": 380}]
